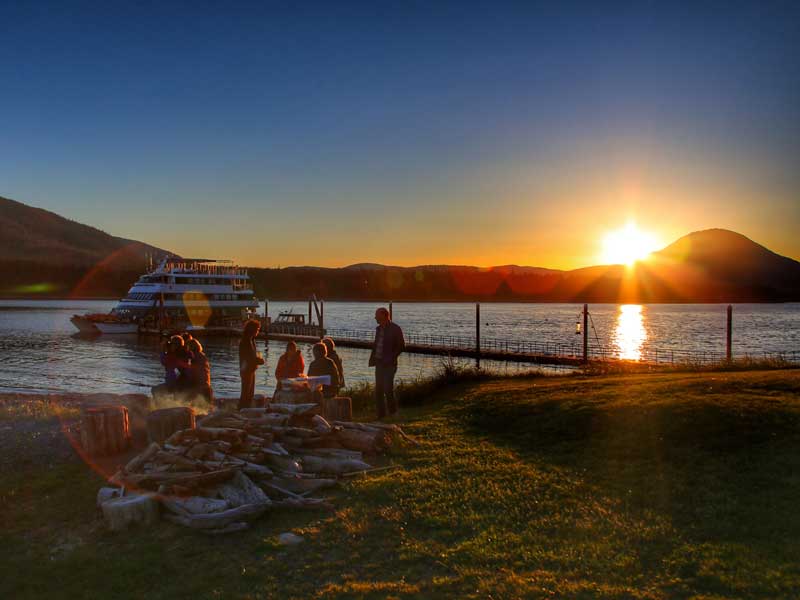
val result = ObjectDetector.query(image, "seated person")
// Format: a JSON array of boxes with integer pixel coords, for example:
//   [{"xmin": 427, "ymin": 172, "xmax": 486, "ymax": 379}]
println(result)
[
  {"xmin": 322, "ymin": 336, "xmax": 345, "ymax": 388},
  {"xmin": 186, "ymin": 339, "xmax": 213, "ymax": 406},
  {"xmin": 275, "ymin": 340, "xmax": 305, "ymax": 389},
  {"xmin": 307, "ymin": 342, "xmax": 340, "ymax": 398},
  {"xmin": 152, "ymin": 335, "xmax": 191, "ymax": 399}
]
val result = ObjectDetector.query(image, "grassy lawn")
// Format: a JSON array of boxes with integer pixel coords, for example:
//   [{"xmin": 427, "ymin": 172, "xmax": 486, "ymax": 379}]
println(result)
[{"xmin": 2, "ymin": 370, "xmax": 800, "ymax": 599}]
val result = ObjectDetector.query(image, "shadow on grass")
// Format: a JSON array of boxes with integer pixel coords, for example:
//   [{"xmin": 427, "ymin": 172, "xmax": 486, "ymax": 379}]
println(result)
[{"xmin": 455, "ymin": 373, "xmax": 800, "ymax": 546}]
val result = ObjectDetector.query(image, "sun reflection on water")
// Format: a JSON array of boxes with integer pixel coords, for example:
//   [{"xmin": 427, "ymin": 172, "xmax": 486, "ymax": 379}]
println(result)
[{"xmin": 614, "ymin": 304, "xmax": 647, "ymax": 360}]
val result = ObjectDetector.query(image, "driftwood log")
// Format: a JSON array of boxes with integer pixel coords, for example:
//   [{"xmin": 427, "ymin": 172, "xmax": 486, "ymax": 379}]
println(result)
[
  {"xmin": 80, "ymin": 404, "xmax": 131, "ymax": 456},
  {"xmin": 163, "ymin": 502, "xmax": 268, "ymax": 530},
  {"xmin": 322, "ymin": 396, "xmax": 352, "ymax": 422},
  {"xmin": 272, "ymin": 389, "xmax": 314, "ymax": 405},
  {"xmin": 147, "ymin": 407, "xmax": 195, "ymax": 444},
  {"xmin": 299, "ymin": 455, "xmax": 372, "ymax": 475},
  {"xmin": 102, "ymin": 493, "xmax": 159, "ymax": 531},
  {"xmin": 215, "ymin": 471, "xmax": 270, "ymax": 507},
  {"xmin": 336, "ymin": 427, "xmax": 392, "ymax": 454}
]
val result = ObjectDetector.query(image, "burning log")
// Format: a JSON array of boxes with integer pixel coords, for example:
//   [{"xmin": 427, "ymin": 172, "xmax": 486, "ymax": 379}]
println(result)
[
  {"xmin": 80, "ymin": 405, "xmax": 131, "ymax": 457},
  {"xmin": 147, "ymin": 407, "xmax": 195, "ymax": 444}
]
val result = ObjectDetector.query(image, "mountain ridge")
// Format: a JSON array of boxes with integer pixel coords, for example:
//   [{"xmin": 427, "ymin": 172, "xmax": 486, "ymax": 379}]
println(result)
[{"xmin": 1, "ymin": 195, "xmax": 799, "ymax": 301}]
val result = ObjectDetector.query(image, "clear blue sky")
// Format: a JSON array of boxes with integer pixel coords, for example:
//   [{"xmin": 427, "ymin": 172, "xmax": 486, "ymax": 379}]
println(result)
[{"xmin": 2, "ymin": 1, "xmax": 798, "ymax": 268}]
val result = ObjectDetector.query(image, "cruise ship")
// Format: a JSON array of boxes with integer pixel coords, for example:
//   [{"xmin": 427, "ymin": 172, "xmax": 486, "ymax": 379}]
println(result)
[{"xmin": 71, "ymin": 257, "xmax": 260, "ymax": 334}]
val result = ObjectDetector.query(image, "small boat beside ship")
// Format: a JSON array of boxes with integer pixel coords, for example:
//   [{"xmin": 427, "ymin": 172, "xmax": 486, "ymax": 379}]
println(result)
[
  {"xmin": 71, "ymin": 257, "xmax": 260, "ymax": 335},
  {"xmin": 267, "ymin": 310, "xmax": 326, "ymax": 337}
]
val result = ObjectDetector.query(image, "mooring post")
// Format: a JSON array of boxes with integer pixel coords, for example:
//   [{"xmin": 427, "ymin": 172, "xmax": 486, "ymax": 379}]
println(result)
[
  {"xmin": 320, "ymin": 299, "xmax": 325, "ymax": 337},
  {"xmin": 389, "ymin": 301, "xmax": 393, "ymax": 320},
  {"xmin": 476, "ymin": 302, "xmax": 481, "ymax": 369},
  {"xmin": 583, "ymin": 303, "xmax": 589, "ymax": 363},
  {"xmin": 726, "ymin": 304, "xmax": 733, "ymax": 362},
  {"xmin": 308, "ymin": 298, "xmax": 312, "ymax": 325}
]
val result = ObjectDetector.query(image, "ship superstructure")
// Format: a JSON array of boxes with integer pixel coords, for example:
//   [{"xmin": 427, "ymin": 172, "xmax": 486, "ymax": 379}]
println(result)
[{"xmin": 71, "ymin": 257, "xmax": 260, "ymax": 334}]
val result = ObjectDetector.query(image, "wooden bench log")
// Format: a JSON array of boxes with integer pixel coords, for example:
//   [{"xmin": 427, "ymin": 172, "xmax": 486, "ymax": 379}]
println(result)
[
  {"xmin": 147, "ymin": 407, "xmax": 195, "ymax": 444},
  {"xmin": 80, "ymin": 404, "xmax": 131, "ymax": 457}
]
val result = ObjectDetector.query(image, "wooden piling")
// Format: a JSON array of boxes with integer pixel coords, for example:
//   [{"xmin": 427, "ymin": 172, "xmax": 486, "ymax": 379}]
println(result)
[
  {"xmin": 726, "ymin": 304, "xmax": 733, "ymax": 361},
  {"xmin": 476, "ymin": 302, "xmax": 481, "ymax": 369},
  {"xmin": 320, "ymin": 299, "xmax": 325, "ymax": 337},
  {"xmin": 582, "ymin": 304, "xmax": 589, "ymax": 363},
  {"xmin": 389, "ymin": 301, "xmax": 393, "ymax": 320}
]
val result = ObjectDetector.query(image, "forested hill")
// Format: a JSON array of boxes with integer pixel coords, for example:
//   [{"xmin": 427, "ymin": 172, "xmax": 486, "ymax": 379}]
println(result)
[{"xmin": 0, "ymin": 196, "xmax": 169, "ymax": 297}]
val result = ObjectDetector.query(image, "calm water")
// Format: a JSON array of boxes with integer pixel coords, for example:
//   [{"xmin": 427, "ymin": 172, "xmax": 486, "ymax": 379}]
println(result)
[{"xmin": 0, "ymin": 300, "xmax": 798, "ymax": 396}]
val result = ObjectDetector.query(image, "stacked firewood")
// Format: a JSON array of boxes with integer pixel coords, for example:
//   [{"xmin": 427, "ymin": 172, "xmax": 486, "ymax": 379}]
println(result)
[{"xmin": 98, "ymin": 403, "xmax": 415, "ymax": 534}]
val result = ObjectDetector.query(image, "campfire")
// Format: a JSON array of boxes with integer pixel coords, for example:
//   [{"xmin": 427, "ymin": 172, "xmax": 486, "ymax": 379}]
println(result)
[{"xmin": 91, "ymin": 402, "xmax": 416, "ymax": 534}]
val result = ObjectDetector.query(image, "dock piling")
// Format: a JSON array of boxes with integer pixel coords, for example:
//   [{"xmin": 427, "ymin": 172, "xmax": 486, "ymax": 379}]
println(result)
[
  {"xmin": 582, "ymin": 304, "xmax": 589, "ymax": 363},
  {"xmin": 726, "ymin": 305, "xmax": 733, "ymax": 361},
  {"xmin": 476, "ymin": 302, "xmax": 481, "ymax": 369}
]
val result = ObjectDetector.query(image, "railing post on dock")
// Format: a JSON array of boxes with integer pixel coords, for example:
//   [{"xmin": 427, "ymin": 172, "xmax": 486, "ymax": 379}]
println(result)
[
  {"xmin": 582, "ymin": 303, "xmax": 589, "ymax": 363},
  {"xmin": 320, "ymin": 299, "xmax": 324, "ymax": 338},
  {"xmin": 726, "ymin": 304, "xmax": 733, "ymax": 362},
  {"xmin": 389, "ymin": 301, "xmax": 393, "ymax": 320},
  {"xmin": 476, "ymin": 302, "xmax": 481, "ymax": 369}
]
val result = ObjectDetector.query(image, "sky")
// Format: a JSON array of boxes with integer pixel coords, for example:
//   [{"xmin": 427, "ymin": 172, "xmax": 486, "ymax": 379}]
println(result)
[{"xmin": 1, "ymin": 1, "xmax": 799, "ymax": 269}]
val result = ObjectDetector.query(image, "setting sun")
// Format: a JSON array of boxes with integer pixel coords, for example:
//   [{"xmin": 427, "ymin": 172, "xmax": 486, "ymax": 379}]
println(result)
[{"xmin": 600, "ymin": 222, "xmax": 661, "ymax": 265}]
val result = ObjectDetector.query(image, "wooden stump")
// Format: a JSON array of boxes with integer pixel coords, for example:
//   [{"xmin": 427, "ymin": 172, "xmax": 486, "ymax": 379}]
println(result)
[
  {"xmin": 322, "ymin": 396, "xmax": 352, "ymax": 422},
  {"xmin": 146, "ymin": 407, "xmax": 195, "ymax": 444},
  {"xmin": 80, "ymin": 405, "xmax": 131, "ymax": 456}
]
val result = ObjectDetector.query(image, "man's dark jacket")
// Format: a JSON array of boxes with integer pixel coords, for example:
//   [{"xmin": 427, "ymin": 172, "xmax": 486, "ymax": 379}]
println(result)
[{"xmin": 369, "ymin": 321, "xmax": 405, "ymax": 367}]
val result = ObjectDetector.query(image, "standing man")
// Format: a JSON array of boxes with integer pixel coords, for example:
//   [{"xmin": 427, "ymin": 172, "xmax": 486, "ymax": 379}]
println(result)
[
  {"xmin": 369, "ymin": 307, "xmax": 405, "ymax": 418},
  {"xmin": 238, "ymin": 319, "xmax": 264, "ymax": 409}
]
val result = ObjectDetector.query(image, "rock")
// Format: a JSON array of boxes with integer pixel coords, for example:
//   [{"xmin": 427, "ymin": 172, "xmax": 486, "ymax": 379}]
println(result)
[
  {"xmin": 96, "ymin": 486, "xmax": 124, "ymax": 507},
  {"xmin": 278, "ymin": 532, "xmax": 304, "ymax": 545}
]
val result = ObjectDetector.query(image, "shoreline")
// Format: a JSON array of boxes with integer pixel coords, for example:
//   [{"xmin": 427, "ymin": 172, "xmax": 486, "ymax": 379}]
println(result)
[{"xmin": 1, "ymin": 296, "xmax": 799, "ymax": 305}]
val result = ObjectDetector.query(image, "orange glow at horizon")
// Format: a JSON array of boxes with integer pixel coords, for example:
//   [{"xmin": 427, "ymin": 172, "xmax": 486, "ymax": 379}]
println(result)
[{"xmin": 600, "ymin": 222, "xmax": 661, "ymax": 266}]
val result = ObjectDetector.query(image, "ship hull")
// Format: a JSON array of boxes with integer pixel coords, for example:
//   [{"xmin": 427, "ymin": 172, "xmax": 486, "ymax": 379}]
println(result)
[{"xmin": 70, "ymin": 316, "xmax": 138, "ymax": 335}]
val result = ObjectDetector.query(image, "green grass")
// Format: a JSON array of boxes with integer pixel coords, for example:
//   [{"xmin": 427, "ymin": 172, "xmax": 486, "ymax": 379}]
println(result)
[{"xmin": 2, "ymin": 370, "xmax": 800, "ymax": 599}]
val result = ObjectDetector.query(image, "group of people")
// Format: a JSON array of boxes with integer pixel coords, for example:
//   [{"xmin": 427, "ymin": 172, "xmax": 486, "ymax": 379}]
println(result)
[
  {"xmin": 155, "ymin": 307, "xmax": 405, "ymax": 419},
  {"xmin": 152, "ymin": 332, "xmax": 213, "ymax": 405}
]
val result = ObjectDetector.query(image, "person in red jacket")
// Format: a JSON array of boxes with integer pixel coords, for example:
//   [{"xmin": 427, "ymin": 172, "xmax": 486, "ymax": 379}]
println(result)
[{"xmin": 275, "ymin": 340, "xmax": 305, "ymax": 389}]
